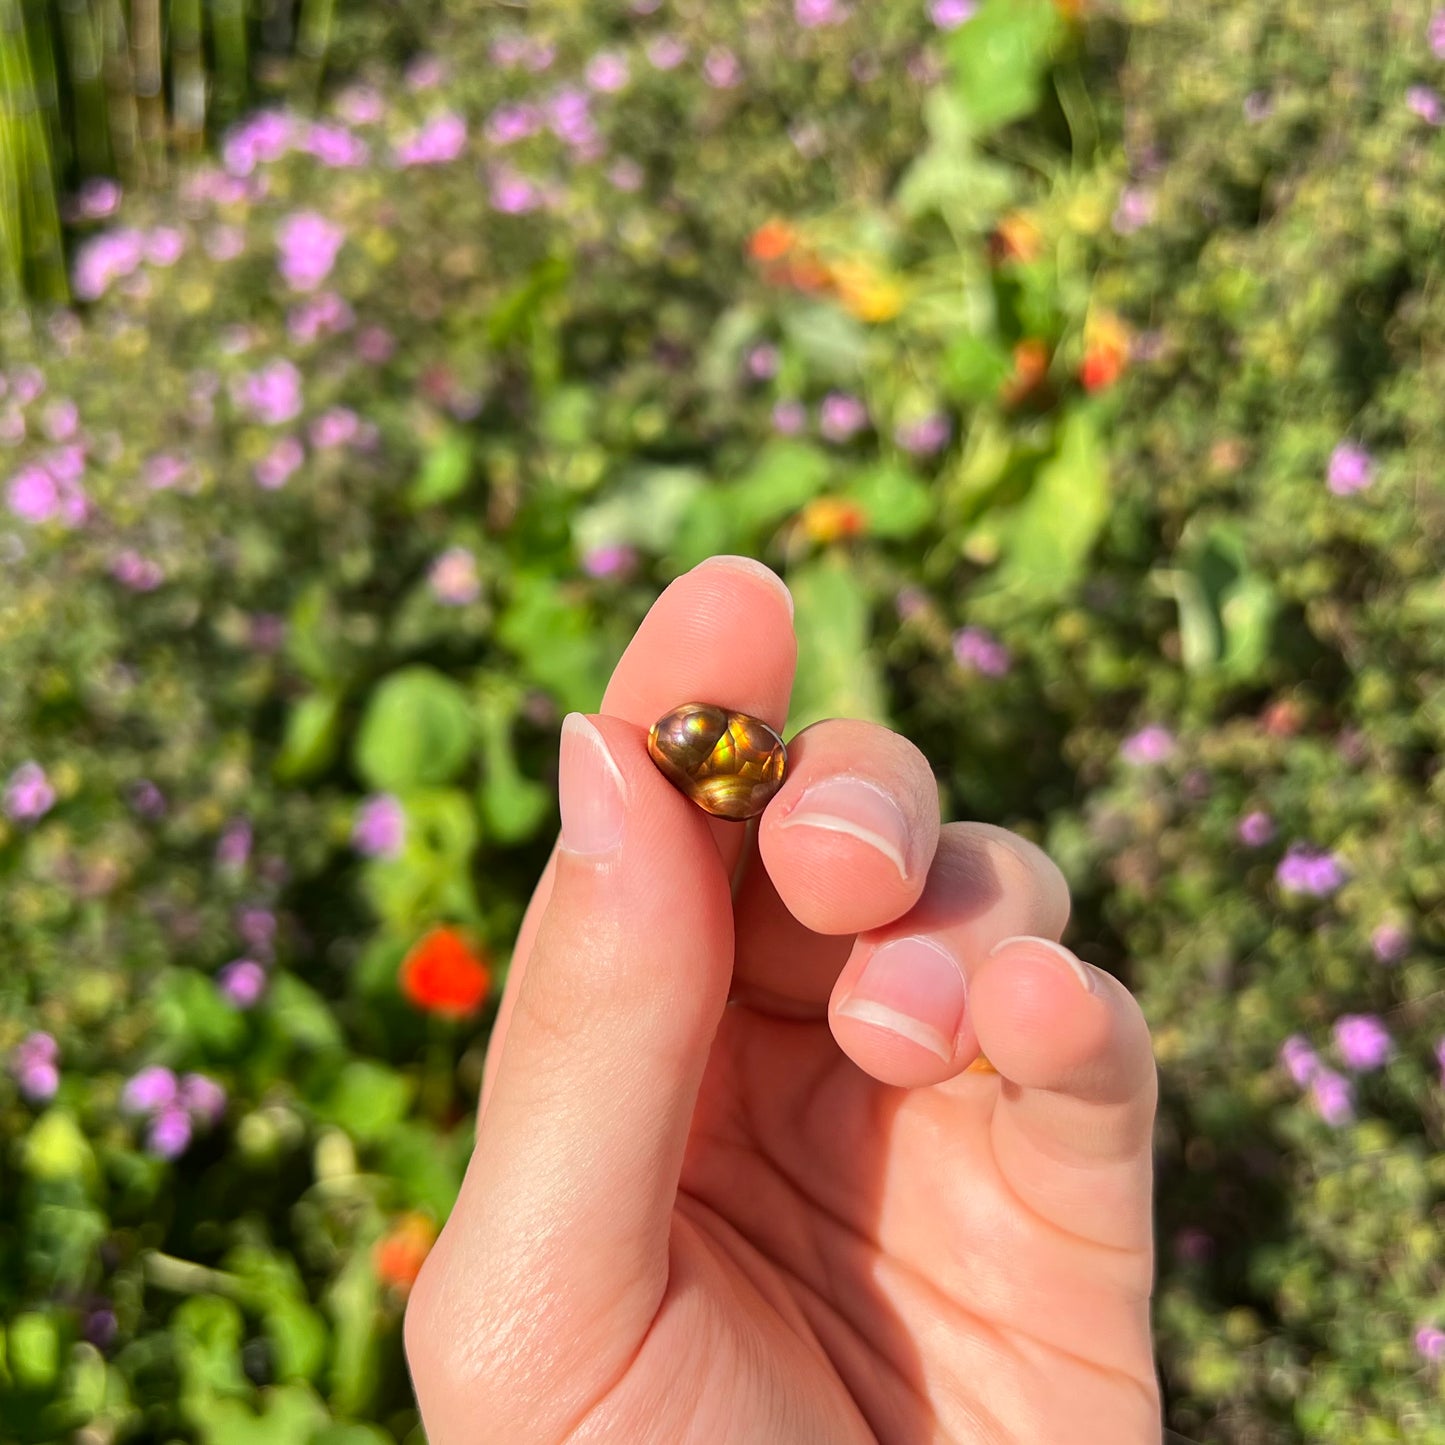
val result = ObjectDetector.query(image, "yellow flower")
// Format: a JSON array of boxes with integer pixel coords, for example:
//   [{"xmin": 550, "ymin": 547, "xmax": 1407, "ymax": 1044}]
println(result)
[{"xmin": 827, "ymin": 258, "xmax": 905, "ymax": 322}]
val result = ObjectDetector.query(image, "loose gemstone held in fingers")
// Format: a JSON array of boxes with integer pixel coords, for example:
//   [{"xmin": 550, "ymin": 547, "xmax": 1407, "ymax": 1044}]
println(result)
[{"xmin": 647, "ymin": 703, "xmax": 788, "ymax": 820}]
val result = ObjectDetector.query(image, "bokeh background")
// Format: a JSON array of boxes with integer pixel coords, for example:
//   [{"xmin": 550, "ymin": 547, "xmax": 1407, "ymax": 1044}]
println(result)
[{"xmin": 2, "ymin": 1, "xmax": 1444, "ymax": 1441}]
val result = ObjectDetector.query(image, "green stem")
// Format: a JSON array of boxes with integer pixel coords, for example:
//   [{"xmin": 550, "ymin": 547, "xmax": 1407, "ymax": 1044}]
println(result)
[
  {"xmin": 129, "ymin": 0, "xmax": 164, "ymax": 185},
  {"xmin": 101, "ymin": 0, "xmax": 137, "ymax": 185}
]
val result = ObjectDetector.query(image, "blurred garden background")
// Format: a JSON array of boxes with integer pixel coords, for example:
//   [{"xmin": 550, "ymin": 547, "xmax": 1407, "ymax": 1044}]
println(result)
[{"xmin": 2, "ymin": 0, "xmax": 1443, "ymax": 1440}]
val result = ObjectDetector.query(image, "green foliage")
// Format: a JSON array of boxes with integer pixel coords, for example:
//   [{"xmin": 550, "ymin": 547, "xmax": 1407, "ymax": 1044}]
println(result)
[{"xmin": 2, "ymin": 1, "xmax": 1442, "ymax": 1442}]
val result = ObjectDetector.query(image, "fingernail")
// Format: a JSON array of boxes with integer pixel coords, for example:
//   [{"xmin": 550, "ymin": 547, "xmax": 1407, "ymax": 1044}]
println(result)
[
  {"xmin": 558, "ymin": 714, "xmax": 626, "ymax": 856},
  {"xmin": 777, "ymin": 776, "xmax": 912, "ymax": 879},
  {"xmin": 836, "ymin": 937, "xmax": 967, "ymax": 1061},
  {"xmin": 989, "ymin": 935, "xmax": 1095, "ymax": 994},
  {"xmin": 694, "ymin": 554, "xmax": 794, "ymax": 619}
]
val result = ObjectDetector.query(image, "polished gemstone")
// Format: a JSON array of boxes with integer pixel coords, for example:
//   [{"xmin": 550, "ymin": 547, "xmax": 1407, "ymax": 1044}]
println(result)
[{"xmin": 647, "ymin": 703, "xmax": 788, "ymax": 820}]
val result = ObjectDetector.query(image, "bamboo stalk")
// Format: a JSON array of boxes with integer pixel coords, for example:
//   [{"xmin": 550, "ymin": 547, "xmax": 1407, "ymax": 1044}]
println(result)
[
  {"xmin": 130, "ymin": 0, "xmax": 164, "ymax": 185},
  {"xmin": 295, "ymin": 0, "xmax": 335, "ymax": 105},
  {"xmin": 18, "ymin": 0, "xmax": 61, "ymax": 168},
  {"xmin": 168, "ymin": 0, "xmax": 204, "ymax": 154},
  {"xmin": 57, "ymin": 0, "xmax": 108, "ymax": 178},
  {"xmin": 0, "ymin": 0, "xmax": 28, "ymax": 306},
  {"xmin": 209, "ymin": 0, "xmax": 249, "ymax": 124},
  {"xmin": 101, "ymin": 0, "xmax": 137, "ymax": 185}
]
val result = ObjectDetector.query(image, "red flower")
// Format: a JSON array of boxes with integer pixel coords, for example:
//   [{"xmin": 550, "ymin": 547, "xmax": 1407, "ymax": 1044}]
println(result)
[
  {"xmin": 375, "ymin": 1212, "xmax": 437, "ymax": 1294},
  {"xmin": 400, "ymin": 927, "xmax": 491, "ymax": 1018}
]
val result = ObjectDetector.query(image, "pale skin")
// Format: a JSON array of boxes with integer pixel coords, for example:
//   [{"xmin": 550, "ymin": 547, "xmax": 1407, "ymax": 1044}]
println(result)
[{"xmin": 405, "ymin": 555, "xmax": 1163, "ymax": 1444}]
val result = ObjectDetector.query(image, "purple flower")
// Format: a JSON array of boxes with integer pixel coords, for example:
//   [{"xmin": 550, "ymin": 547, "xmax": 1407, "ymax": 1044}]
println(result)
[
  {"xmin": 205, "ymin": 225, "xmax": 246, "ymax": 262},
  {"xmin": 490, "ymin": 166, "xmax": 542, "ymax": 214},
  {"xmin": 585, "ymin": 52, "xmax": 630, "ymax": 93},
  {"xmin": 428, "ymin": 546, "xmax": 481, "ymax": 605},
  {"xmin": 254, "ymin": 436, "xmax": 305, "ymax": 490},
  {"xmin": 144, "ymin": 452, "xmax": 190, "ymax": 491},
  {"xmin": 796, "ymin": 0, "xmax": 849, "ymax": 26},
  {"xmin": 952, "ymin": 626, "xmax": 1013, "ymax": 677},
  {"xmin": 83, "ymin": 1308, "xmax": 118, "ymax": 1350},
  {"xmin": 1243, "ymin": 90, "xmax": 1274, "ymax": 123},
  {"xmin": 1327, "ymin": 442, "xmax": 1374, "ymax": 496},
  {"xmin": 11, "ymin": 365, "xmax": 44, "ymax": 404},
  {"xmin": 1309, "ymin": 1067, "xmax": 1354, "ymax": 1125},
  {"xmin": 1417, "ymin": 1326, "xmax": 1445, "ymax": 1363},
  {"xmin": 1408, "ymin": 85, "xmax": 1445, "ymax": 125},
  {"xmin": 1432, "ymin": 11, "xmax": 1445, "ymax": 58},
  {"xmin": 895, "ymin": 413, "xmax": 951, "ymax": 456},
  {"xmin": 276, "ymin": 211, "xmax": 345, "ymax": 292},
  {"xmin": 11, "ymin": 1032, "xmax": 60, "ymax": 1102},
  {"xmin": 121, "ymin": 1065, "xmax": 179, "ymax": 1115},
  {"xmin": 111, "ymin": 550, "xmax": 164, "ymax": 592},
  {"xmin": 303, "ymin": 122, "xmax": 370, "ymax": 168},
  {"xmin": 1333, "ymin": 1014, "xmax": 1392, "ymax": 1072},
  {"xmin": 896, "ymin": 586, "xmax": 928, "ymax": 622},
  {"xmin": 309, "ymin": 407, "xmax": 361, "ymax": 450},
  {"xmin": 486, "ymin": 103, "xmax": 541, "ymax": 146},
  {"xmin": 546, "ymin": 88, "xmax": 599, "ymax": 150},
  {"xmin": 1436, "ymin": 1037, "xmax": 1445, "ymax": 1088},
  {"xmin": 288, "ymin": 291, "xmax": 355, "ymax": 345},
  {"xmin": 43, "ymin": 399, "xmax": 79, "ymax": 442},
  {"xmin": 353, "ymin": 794, "xmax": 406, "ymax": 859},
  {"xmin": 217, "ymin": 819, "xmax": 253, "ymax": 869},
  {"xmin": 404, "ymin": 55, "xmax": 447, "ymax": 90},
  {"xmin": 77, "ymin": 177, "xmax": 122, "ymax": 219},
  {"xmin": 608, "ymin": 159, "xmax": 644, "ymax": 192},
  {"xmin": 646, "ymin": 36, "xmax": 688, "ymax": 71},
  {"xmin": 6, "ymin": 464, "xmax": 59, "ymax": 523},
  {"xmin": 217, "ymin": 959, "xmax": 267, "ymax": 1009},
  {"xmin": 180, "ymin": 1072, "xmax": 228, "ymax": 1125},
  {"xmin": 1276, "ymin": 845, "xmax": 1347, "ymax": 897},
  {"xmin": 356, "ymin": 325, "xmax": 397, "ymax": 364},
  {"xmin": 1237, "ymin": 810, "xmax": 1275, "ymax": 847},
  {"xmin": 1121, "ymin": 724, "xmax": 1176, "ymax": 766},
  {"xmin": 249, "ymin": 614, "xmax": 287, "ymax": 652},
  {"xmin": 1370, "ymin": 922, "xmax": 1410, "ymax": 965},
  {"xmin": 395, "ymin": 112, "xmax": 468, "ymax": 166},
  {"xmin": 147, "ymin": 1105, "xmax": 193, "ymax": 1159},
  {"xmin": 1112, "ymin": 186, "xmax": 1155, "ymax": 236},
  {"xmin": 1279, "ymin": 1035, "xmax": 1320, "ymax": 1087},
  {"xmin": 819, "ymin": 391, "xmax": 868, "ymax": 443},
  {"xmin": 929, "ymin": 0, "xmax": 977, "ymax": 27},
  {"xmin": 237, "ymin": 906, "xmax": 277, "ymax": 954},
  {"xmin": 145, "ymin": 226, "xmax": 186, "ymax": 267},
  {"xmin": 236, "ymin": 360, "xmax": 303, "ymax": 426},
  {"xmin": 129, "ymin": 780, "xmax": 166, "ymax": 819},
  {"xmin": 772, "ymin": 400, "xmax": 807, "ymax": 435},
  {"xmin": 746, "ymin": 344, "xmax": 780, "ymax": 380},
  {"xmin": 223, "ymin": 110, "xmax": 294, "ymax": 175},
  {"xmin": 581, "ymin": 543, "xmax": 639, "ymax": 580},
  {"xmin": 72, "ymin": 228, "xmax": 146, "ymax": 300},
  {"xmin": 704, "ymin": 47, "xmax": 743, "ymax": 89},
  {"xmin": 1172, "ymin": 1227, "xmax": 1213, "ymax": 1264},
  {"xmin": 335, "ymin": 86, "xmax": 385, "ymax": 126},
  {"xmin": 4, "ymin": 762, "xmax": 55, "ymax": 821},
  {"xmin": 0, "ymin": 409, "xmax": 24, "ymax": 445}
]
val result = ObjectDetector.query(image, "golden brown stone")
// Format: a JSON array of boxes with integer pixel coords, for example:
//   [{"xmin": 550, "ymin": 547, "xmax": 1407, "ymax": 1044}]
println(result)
[{"xmin": 647, "ymin": 703, "xmax": 787, "ymax": 820}]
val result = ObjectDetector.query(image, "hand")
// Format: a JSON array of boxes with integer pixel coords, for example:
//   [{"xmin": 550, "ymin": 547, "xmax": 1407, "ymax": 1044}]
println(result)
[{"xmin": 405, "ymin": 556, "xmax": 1162, "ymax": 1444}]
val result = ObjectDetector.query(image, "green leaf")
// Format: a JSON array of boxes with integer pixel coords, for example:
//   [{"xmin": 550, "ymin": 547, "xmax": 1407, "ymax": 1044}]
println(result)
[
  {"xmin": 154, "ymin": 969, "xmax": 247, "ymax": 1056},
  {"xmin": 353, "ymin": 667, "xmax": 474, "ymax": 791},
  {"xmin": 275, "ymin": 693, "xmax": 343, "ymax": 783},
  {"xmin": 496, "ymin": 573, "xmax": 612, "ymax": 713},
  {"xmin": 21, "ymin": 1111, "xmax": 97, "ymax": 1186},
  {"xmin": 174, "ymin": 1295, "xmax": 249, "ymax": 1401},
  {"xmin": 572, "ymin": 466, "xmax": 706, "ymax": 555},
  {"xmin": 310, "ymin": 1061, "xmax": 413, "ymax": 1145},
  {"xmin": 780, "ymin": 301, "xmax": 871, "ymax": 380},
  {"xmin": 476, "ymin": 699, "xmax": 552, "ymax": 844},
  {"xmin": 284, "ymin": 583, "xmax": 349, "ymax": 687},
  {"xmin": 486, "ymin": 255, "xmax": 572, "ymax": 348},
  {"xmin": 378, "ymin": 1123, "xmax": 470, "ymax": 1217},
  {"xmin": 407, "ymin": 429, "xmax": 473, "ymax": 509},
  {"xmin": 841, "ymin": 464, "xmax": 935, "ymax": 540},
  {"xmin": 325, "ymin": 1245, "xmax": 383, "ymax": 1419},
  {"xmin": 6, "ymin": 1314, "xmax": 60, "ymax": 1390},
  {"xmin": 787, "ymin": 555, "xmax": 887, "ymax": 734},
  {"xmin": 313, "ymin": 1428, "xmax": 392, "ymax": 1445},
  {"xmin": 990, "ymin": 411, "xmax": 1109, "ymax": 599},
  {"xmin": 193, "ymin": 1384, "xmax": 329, "ymax": 1445},
  {"xmin": 730, "ymin": 441, "xmax": 835, "ymax": 531},
  {"xmin": 265, "ymin": 974, "xmax": 346, "ymax": 1056},
  {"xmin": 950, "ymin": 0, "xmax": 1061, "ymax": 134},
  {"xmin": 359, "ymin": 788, "xmax": 481, "ymax": 931},
  {"xmin": 895, "ymin": 89, "xmax": 1019, "ymax": 225},
  {"xmin": 940, "ymin": 334, "xmax": 1012, "ymax": 403}
]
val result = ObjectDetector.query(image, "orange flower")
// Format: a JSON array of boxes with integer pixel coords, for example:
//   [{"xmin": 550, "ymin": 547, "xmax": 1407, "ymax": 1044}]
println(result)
[
  {"xmin": 1002, "ymin": 338, "xmax": 1051, "ymax": 405},
  {"xmin": 781, "ymin": 254, "xmax": 835, "ymax": 293},
  {"xmin": 801, "ymin": 497, "xmax": 868, "ymax": 545},
  {"xmin": 828, "ymin": 258, "xmax": 905, "ymax": 322},
  {"xmin": 400, "ymin": 927, "xmax": 491, "ymax": 1018},
  {"xmin": 748, "ymin": 219, "xmax": 799, "ymax": 263},
  {"xmin": 989, "ymin": 212, "xmax": 1044, "ymax": 266},
  {"xmin": 1054, "ymin": 0, "xmax": 1084, "ymax": 19},
  {"xmin": 375, "ymin": 1212, "xmax": 437, "ymax": 1294},
  {"xmin": 1079, "ymin": 310, "xmax": 1131, "ymax": 393}
]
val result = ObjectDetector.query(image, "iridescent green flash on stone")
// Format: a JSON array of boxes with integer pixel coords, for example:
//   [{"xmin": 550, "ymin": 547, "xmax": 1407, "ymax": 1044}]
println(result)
[{"xmin": 646, "ymin": 703, "xmax": 788, "ymax": 820}]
